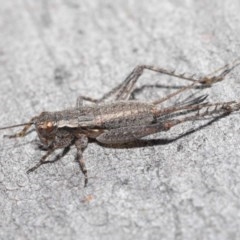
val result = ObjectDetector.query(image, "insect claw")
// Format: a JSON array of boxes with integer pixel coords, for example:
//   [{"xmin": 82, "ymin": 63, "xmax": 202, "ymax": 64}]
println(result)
[
  {"xmin": 3, "ymin": 134, "xmax": 11, "ymax": 138},
  {"xmin": 26, "ymin": 167, "xmax": 35, "ymax": 174},
  {"xmin": 27, "ymin": 162, "xmax": 42, "ymax": 174}
]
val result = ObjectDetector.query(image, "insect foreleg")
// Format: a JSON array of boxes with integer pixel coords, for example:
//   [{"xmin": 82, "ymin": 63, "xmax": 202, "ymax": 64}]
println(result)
[
  {"xmin": 27, "ymin": 148, "xmax": 55, "ymax": 173},
  {"xmin": 27, "ymin": 146, "xmax": 71, "ymax": 173}
]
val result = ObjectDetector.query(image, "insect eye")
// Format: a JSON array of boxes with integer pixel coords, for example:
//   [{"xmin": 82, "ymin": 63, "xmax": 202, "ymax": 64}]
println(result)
[
  {"xmin": 38, "ymin": 121, "xmax": 55, "ymax": 133},
  {"xmin": 46, "ymin": 121, "xmax": 54, "ymax": 130}
]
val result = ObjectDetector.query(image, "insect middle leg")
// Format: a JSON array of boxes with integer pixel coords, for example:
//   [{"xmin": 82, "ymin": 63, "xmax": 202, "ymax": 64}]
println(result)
[{"xmin": 75, "ymin": 134, "xmax": 88, "ymax": 187}]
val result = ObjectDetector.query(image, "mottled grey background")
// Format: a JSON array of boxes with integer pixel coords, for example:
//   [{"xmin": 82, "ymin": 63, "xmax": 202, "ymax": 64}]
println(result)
[{"xmin": 0, "ymin": 0, "xmax": 240, "ymax": 240}]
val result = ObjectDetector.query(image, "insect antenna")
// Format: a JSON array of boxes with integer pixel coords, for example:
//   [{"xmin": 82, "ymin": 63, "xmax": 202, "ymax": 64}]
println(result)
[{"xmin": 0, "ymin": 122, "xmax": 34, "ymax": 131}]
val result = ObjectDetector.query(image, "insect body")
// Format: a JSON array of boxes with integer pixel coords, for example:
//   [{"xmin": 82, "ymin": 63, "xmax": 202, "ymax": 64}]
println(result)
[{"xmin": 1, "ymin": 61, "xmax": 240, "ymax": 186}]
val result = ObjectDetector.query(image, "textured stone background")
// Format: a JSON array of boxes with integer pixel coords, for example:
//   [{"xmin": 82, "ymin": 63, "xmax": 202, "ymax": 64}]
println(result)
[{"xmin": 0, "ymin": 0, "xmax": 240, "ymax": 239}]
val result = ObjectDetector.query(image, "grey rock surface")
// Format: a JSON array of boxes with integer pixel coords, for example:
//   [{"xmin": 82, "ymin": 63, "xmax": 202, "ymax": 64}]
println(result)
[{"xmin": 0, "ymin": 0, "xmax": 240, "ymax": 239}]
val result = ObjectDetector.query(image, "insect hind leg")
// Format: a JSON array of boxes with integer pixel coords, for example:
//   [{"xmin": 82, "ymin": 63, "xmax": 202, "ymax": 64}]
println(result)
[
  {"xmin": 96, "ymin": 124, "xmax": 169, "ymax": 144},
  {"xmin": 76, "ymin": 96, "xmax": 98, "ymax": 108},
  {"xmin": 152, "ymin": 59, "xmax": 240, "ymax": 105},
  {"xmin": 98, "ymin": 60, "xmax": 240, "ymax": 103}
]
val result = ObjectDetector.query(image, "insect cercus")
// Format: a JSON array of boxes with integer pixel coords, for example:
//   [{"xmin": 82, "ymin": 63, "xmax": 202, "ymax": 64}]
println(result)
[{"xmin": 1, "ymin": 60, "xmax": 240, "ymax": 186}]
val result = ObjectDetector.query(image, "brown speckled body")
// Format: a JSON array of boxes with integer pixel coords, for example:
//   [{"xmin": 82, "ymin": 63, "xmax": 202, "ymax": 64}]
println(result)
[{"xmin": 2, "ymin": 61, "xmax": 240, "ymax": 186}]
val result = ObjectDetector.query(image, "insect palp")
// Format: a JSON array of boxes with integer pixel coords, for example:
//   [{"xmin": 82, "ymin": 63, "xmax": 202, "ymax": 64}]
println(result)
[{"xmin": 1, "ymin": 117, "xmax": 37, "ymax": 138}]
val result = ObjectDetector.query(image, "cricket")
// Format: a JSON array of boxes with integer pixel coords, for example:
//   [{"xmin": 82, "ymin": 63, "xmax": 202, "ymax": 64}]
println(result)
[{"xmin": 1, "ymin": 60, "xmax": 240, "ymax": 187}]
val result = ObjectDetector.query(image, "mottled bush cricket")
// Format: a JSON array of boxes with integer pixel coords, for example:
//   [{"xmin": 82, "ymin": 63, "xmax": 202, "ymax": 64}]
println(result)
[{"xmin": 1, "ymin": 59, "xmax": 240, "ymax": 187}]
